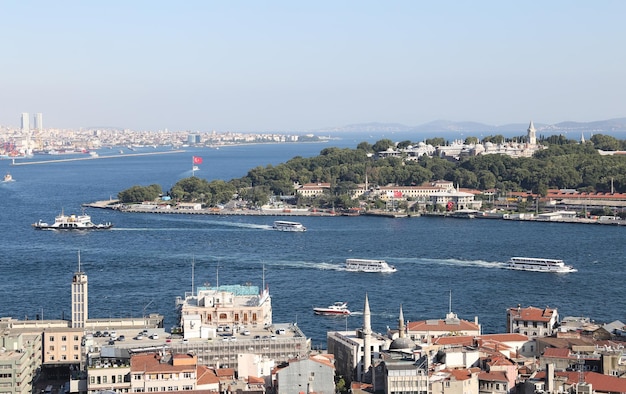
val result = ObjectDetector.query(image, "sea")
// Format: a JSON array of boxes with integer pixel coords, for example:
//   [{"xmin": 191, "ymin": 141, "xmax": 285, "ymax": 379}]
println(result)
[{"xmin": 1, "ymin": 136, "xmax": 625, "ymax": 349}]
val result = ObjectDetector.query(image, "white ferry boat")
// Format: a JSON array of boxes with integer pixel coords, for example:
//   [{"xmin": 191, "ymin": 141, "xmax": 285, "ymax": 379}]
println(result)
[
  {"xmin": 32, "ymin": 210, "xmax": 113, "ymax": 231},
  {"xmin": 273, "ymin": 220, "xmax": 306, "ymax": 232},
  {"xmin": 313, "ymin": 302, "xmax": 351, "ymax": 316},
  {"xmin": 506, "ymin": 257, "xmax": 577, "ymax": 273},
  {"xmin": 345, "ymin": 258, "xmax": 397, "ymax": 273}
]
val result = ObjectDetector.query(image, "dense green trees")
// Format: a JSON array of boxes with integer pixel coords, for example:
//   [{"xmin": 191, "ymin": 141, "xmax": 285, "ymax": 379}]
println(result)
[
  {"xmin": 117, "ymin": 184, "xmax": 162, "ymax": 203},
  {"xmin": 119, "ymin": 134, "xmax": 626, "ymax": 208}
]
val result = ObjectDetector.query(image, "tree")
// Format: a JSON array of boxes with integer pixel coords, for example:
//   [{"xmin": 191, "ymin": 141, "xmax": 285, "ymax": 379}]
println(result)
[
  {"xmin": 464, "ymin": 136, "xmax": 479, "ymax": 144},
  {"xmin": 356, "ymin": 141, "xmax": 373, "ymax": 152},
  {"xmin": 396, "ymin": 140, "xmax": 413, "ymax": 149},
  {"xmin": 372, "ymin": 138, "xmax": 395, "ymax": 152},
  {"xmin": 118, "ymin": 184, "xmax": 162, "ymax": 203},
  {"xmin": 425, "ymin": 137, "xmax": 445, "ymax": 146},
  {"xmin": 591, "ymin": 134, "xmax": 622, "ymax": 151}
]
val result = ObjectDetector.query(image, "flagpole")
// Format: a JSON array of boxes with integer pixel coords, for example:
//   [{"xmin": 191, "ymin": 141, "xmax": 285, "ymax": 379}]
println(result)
[{"xmin": 192, "ymin": 156, "xmax": 195, "ymax": 177}]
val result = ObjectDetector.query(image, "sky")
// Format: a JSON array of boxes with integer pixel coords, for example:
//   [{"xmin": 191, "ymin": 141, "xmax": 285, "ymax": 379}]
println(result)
[{"xmin": 2, "ymin": 1, "xmax": 626, "ymax": 132}]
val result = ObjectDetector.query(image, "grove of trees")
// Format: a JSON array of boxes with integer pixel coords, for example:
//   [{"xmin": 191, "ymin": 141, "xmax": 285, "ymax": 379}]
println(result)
[{"xmin": 118, "ymin": 134, "xmax": 626, "ymax": 209}]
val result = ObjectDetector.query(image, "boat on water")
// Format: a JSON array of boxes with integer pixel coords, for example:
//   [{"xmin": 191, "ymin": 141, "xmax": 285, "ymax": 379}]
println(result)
[
  {"xmin": 32, "ymin": 210, "xmax": 113, "ymax": 231},
  {"xmin": 3, "ymin": 173, "xmax": 14, "ymax": 182},
  {"xmin": 313, "ymin": 302, "xmax": 351, "ymax": 316},
  {"xmin": 345, "ymin": 258, "xmax": 397, "ymax": 273},
  {"xmin": 506, "ymin": 257, "xmax": 577, "ymax": 273},
  {"xmin": 273, "ymin": 220, "xmax": 306, "ymax": 232}
]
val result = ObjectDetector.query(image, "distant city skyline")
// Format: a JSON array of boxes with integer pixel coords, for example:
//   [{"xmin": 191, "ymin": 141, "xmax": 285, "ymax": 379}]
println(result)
[{"xmin": 2, "ymin": 1, "xmax": 626, "ymax": 132}]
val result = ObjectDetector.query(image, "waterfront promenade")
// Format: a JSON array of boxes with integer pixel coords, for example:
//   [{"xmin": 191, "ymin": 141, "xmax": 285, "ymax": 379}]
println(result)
[
  {"xmin": 10, "ymin": 150, "xmax": 185, "ymax": 165},
  {"xmin": 84, "ymin": 199, "xmax": 625, "ymax": 224}
]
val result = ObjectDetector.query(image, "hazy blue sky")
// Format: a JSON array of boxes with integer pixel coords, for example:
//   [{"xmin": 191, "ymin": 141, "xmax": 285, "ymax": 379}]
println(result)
[{"xmin": 2, "ymin": 1, "xmax": 625, "ymax": 132}]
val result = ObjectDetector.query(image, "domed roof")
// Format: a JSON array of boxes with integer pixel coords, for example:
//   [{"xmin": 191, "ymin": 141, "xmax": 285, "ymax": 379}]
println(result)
[{"xmin": 389, "ymin": 336, "xmax": 415, "ymax": 350}]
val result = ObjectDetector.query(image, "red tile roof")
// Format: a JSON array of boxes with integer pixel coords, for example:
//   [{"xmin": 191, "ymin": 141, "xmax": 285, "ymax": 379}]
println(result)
[
  {"xmin": 215, "ymin": 368, "xmax": 235, "ymax": 378},
  {"xmin": 508, "ymin": 306, "xmax": 556, "ymax": 322},
  {"xmin": 196, "ymin": 366, "xmax": 220, "ymax": 385},
  {"xmin": 478, "ymin": 370, "xmax": 509, "ymax": 382},
  {"xmin": 130, "ymin": 353, "xmax": 196, "ymax": 373},
  {"xmin": 407, "ymin": 319, "xmax": 480, "ymax": 332},
  {"xmin": 542, "ymin": 347, "xmax": 571, "ymax": 358},
  {"xmin": 534, "ymin": 371, "xmax": 626, "ymax": 392}
]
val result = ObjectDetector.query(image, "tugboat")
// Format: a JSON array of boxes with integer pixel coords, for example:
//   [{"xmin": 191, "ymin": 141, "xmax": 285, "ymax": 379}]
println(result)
[{"xmin": 32, "ymin": 210, "xmax": 113, "ymax": 230}]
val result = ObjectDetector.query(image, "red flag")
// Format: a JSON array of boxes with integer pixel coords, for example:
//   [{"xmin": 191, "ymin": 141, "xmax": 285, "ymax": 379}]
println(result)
[
  {"xmin": 393, "ymin": 191, "xmax": 403, "ymax": 198},
  {"xmin": 193, "ymin": 156, "xmax": 203, "ymax": 164}
]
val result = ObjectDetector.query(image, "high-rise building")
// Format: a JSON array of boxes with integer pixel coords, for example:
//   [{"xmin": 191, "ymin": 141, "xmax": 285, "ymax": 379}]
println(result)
[
  {"xmin": 33, "ymin": 113, "xmax": 43, "ymax": 132},
  {"xmin": 71, "ymin": 252, "xmax": 88, "ymax": 328},
  {"xmin": 20, "ymin": 112, "xmax": 30, "ymax": 133}
]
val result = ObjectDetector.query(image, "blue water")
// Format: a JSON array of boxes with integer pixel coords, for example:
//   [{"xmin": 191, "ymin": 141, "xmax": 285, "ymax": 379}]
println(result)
[{"xmin": 1, "ymin": 140, "xmax": 625, "ymax": 349}]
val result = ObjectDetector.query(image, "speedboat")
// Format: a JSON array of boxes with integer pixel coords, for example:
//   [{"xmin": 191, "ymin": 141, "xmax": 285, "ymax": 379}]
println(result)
[
  {"xmin": 313, "ymin": 302, "xmax": 351, "ymax": 316},
  {"xmin": 33, "ymin": 210, "xmax": 113, "ymax": 230},
  {"xmin": 3, "ymin": 173, "xmax": 14, "ymax": 182}
]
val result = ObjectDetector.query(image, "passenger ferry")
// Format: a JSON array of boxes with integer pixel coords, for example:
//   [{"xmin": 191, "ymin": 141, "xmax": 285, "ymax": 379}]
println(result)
[
  {"xmin": 273, "ymin": 220, "xmax": 306, "ymax": 232},
  {"xmin": 345, "ymin": 258, "xmax": 397, "ymax": 273},
  {"xmin": 506, "ymin": 257, "xmax": 577, "ymax": 273},
  {"xmin": 313, "ymin": 302, "xmax": 351, "ymax": 316},
  {"xmin": 32, "ymin": 210, "xmax": 113, "ymax": 230}
]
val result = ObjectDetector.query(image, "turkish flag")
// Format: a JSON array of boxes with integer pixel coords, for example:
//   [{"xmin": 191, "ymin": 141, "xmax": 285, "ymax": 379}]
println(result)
[
  {"xmin": 393, "ymin": 191, "xmax": 403, "ymax": 198},
  {"xmin": 193, "ymin": 156, "xmax": 203, "ymax": 164}
]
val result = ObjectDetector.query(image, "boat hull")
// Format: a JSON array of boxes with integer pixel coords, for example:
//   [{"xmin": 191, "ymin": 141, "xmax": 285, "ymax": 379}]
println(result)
[
  {"xmin": 313, "ymin": 308, "xmax": 351, "ymax": 316},
  {"xmin": 506, "ymin": 257, "xmax": 577, "ymax": 273},
  {"xmin": 33, "ymin": 224, "xmax": 113, "ymax": 231}
]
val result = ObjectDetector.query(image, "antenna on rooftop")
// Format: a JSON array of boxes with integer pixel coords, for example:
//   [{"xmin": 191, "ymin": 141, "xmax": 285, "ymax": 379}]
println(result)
[
  {"xmin": 216, "ymin": 259, "xmax": 219, "ymax": 289},
  {"xmin": 191, "ymin": 255, "xmax": 195, "ymax": 295},
  {"xmin": 449, "ymin": 290, "xmax": 452, "ymax": 314},
  {"xmin": 262, "ymin": 263, "xmax": 266, "ymax": 290},
  {"xmin": 77, "ymin": 250, "xmax": 81, "ymax": 272}
]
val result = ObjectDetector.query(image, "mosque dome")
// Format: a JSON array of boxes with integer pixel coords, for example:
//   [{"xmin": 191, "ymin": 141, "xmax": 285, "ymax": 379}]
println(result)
[{"xmin": 389, "ymin": 336, "xmax": 415, "ymax": 350}]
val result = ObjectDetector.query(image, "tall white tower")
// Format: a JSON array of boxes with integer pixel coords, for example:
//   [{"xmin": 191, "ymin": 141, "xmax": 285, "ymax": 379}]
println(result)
[
  {"xmin": 527, "ymin": 121, "xmax": 537, "ymax": 145},
  {"xmin": 362, "ymin": 294, "xmax": 372, "ymax": 379},
  {"xmin": 20, "ymin": 113, "xmax": 30, "ymax": 133},
  {"xmin": 71, "ymin": 251, "xmax": 88, "ymax": 328}
]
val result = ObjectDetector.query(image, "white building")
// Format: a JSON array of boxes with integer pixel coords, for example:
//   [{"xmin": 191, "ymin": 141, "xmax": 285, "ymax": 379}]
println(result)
[{"xmin": 177, "ymin": 284, "xmax": 272, "ymax": 339}]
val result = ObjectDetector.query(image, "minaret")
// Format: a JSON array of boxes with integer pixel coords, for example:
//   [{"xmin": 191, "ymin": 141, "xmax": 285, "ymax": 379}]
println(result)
[
  {"xmin": 527, "ymin": 121, "xmax": 537, "ymax": 145},
  {"xmin": 71, "ymin": 251, "xmax": 88, "ymax": 328},
  {"xmin": 398, "ymin": 304, "xmax": 405, "ymax": 338},
  {"xmin": 363, "ymin": 293, "xmax": 372, "ymax": 376}
]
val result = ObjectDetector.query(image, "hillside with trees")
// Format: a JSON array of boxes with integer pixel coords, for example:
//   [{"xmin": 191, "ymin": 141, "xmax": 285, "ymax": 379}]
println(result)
[{"xmin": 117, "ymin": 134, "xmax": 626, "ymax": 210}]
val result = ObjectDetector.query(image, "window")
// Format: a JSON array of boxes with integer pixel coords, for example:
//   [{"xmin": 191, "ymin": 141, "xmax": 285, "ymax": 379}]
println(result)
[
  {"xmin": 74, "ymin": 345, "xmax": 79, "ymax": 351},
  {"xmin": 90, "ymin": 376, "xmax": 95, "ymax": 384},
  {"xmin": 61, "ymin": 346, "xmax": 67, "ymax": 351},
  {"xmin": 74, "ymin": 335, "xmax": 79, "ymax": 341},
  {"xmin": 49, "ymin": 346, "xmax": 54, "ymax": 351},
  {"xmin": 49, "ymin": 336, "xmax": 55, "ymax": 342},
  {"xmin": 102, "ymin": 376, "xmax": 107, "ymax": 384},
  {"xmin": 62, "ymin": 336, "xmax": 67, "ymax": 341}
]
